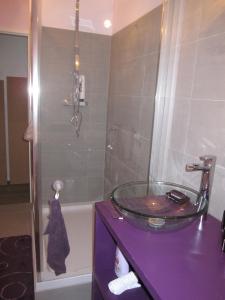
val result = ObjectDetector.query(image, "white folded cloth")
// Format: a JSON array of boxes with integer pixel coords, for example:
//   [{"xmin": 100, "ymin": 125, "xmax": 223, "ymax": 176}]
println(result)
[
  {"xmin": 24, "ymin": 121, "xmax": 33, "ymax": 141},
  {"xmin": 108, "ymin": 271, "xmax": 141, "ymax": 295}
]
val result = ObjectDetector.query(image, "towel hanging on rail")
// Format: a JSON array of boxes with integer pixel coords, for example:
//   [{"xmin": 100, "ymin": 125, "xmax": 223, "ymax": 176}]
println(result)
[
  {"xmin": 44, "ymin": 199, "xmax": 70, "ymax": 276},
  {"xmin": 24, "ymin": 121, "xmax": 33, "ymax": 141}
]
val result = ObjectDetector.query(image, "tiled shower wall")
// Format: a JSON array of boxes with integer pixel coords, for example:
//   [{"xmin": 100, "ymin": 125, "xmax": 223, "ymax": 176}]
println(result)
[
  {"xmin": 104, "ymin": 6, "xmax": 162, "ymax": 195},
  {"xmin": 40, "ymin": 28, "xmax": 111, "ymax": 203},
  {"xmin": 157, "ymin": 0, "xmax": 225, "ymax": 219}
]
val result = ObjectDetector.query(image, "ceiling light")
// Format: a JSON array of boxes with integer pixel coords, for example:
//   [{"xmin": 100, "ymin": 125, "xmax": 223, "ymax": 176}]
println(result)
[{"xmin": 104, "ymin": 19, "xmax": 112, "ymax": 29}]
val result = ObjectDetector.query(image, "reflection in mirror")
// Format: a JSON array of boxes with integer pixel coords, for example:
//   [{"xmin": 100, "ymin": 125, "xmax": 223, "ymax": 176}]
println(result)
[
  {"xmin": 0, "ymin": 33, "xmax": 29, "ymax": 202},
  {"xmin": 0, "ymin": 1, "xmax": 34, "ymax": 299},
  {"xmin": 36, "ymin": 0, "xmax": 163, "ymax": 288}
]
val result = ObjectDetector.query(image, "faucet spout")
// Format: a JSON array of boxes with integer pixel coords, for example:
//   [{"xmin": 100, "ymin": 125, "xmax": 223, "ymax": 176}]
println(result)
[
  {"xmin": 185, "ymin": 163, "xmax": 209, "ymax": 172},
  {"xmin": 199, "ymin": 155, "xmax": 216, "ymax": 197},
  {"xmin": 186, "ymin": 155, "xmax": 216, "ymax": 215}
]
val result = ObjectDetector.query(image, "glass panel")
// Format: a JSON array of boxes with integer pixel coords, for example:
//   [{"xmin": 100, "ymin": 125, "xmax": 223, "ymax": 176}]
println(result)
[{"xmin": 33, "ymin": 0, "xmax": 163, "ymax": 283}]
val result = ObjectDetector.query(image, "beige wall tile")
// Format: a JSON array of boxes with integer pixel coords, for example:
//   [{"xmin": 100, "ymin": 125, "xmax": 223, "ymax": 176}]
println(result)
[
  {"xmin": 175, "ymin": 43, "xmax": 197, "ymax": 98},
  {"xmin": 186, "ymin": 100, "xmax": 225, "ymax": 166},
  {"xmin": 192, "ymin": 33, "xmax": 225, "ymax": 100},
  {"xmin": 179, "ymin": 0, "xmax": 202, "ymax": 44},
  {"xmin": 199, "ymin": 0, "xmax": 225, "ymax": 38}
]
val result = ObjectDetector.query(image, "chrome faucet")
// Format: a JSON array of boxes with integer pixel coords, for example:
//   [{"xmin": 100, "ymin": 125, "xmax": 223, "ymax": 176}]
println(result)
[{"xmin": 186, "ymin": 155, "xmax": 216, "ymax": 215}]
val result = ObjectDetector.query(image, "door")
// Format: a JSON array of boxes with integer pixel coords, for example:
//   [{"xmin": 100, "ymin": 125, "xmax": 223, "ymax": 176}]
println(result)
[
  {"xmin": 0, "ymin": 80, "xmax": 7, "ymax": 184},
  {"xmin": 7, "ymin": 76, "xmax": 29, "ymax": 184}
]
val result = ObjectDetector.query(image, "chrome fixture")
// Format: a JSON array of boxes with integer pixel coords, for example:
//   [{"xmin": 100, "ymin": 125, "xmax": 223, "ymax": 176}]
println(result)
[
  {"xmin": 64, "ymin": 0, "xmax": 86, "ymax": 137},
  {"xmin": 52, "ymin": 180, "xmax": 64, "ymax": 200},
  {"xmin": 186, "ymin": 155, "xmax": 216, "ymax": 215},
  {"xmin": 72, "ymin": 0, "xmax": 82, "ymax": 137}
]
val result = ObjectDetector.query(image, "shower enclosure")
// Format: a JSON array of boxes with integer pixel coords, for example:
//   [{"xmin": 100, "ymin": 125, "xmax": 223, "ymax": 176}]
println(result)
[
  {"xmin": 30, "ymin": 0, "xmax": 163, "ymax": 294},
  {"xmin": 37, "ymin": 9, "xmax": 111, "ymax": 287}
]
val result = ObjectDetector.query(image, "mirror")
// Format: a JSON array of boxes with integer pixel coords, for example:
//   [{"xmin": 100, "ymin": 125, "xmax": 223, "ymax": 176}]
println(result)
[
  {"xmin": 27, "ymin": 0, "xmax": 225, "ymax": 295},
  {"xmin": 0, "ymin": 2, "xmax": 34, "ymax": 298}
]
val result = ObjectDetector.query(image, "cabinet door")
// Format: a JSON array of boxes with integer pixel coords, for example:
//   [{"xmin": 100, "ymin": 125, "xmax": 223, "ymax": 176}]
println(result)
[
  {"xmin": 7, "ymin": 77, "xmax": 29, "ymax": 184},
  {"xmin": 0, "ymin": 80, "xmax": 7, "ymax": 184}
]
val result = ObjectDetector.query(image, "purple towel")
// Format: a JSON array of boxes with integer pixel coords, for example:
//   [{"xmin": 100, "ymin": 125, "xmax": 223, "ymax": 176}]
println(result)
[{"xmin": 44, "ymin": 199, "xmax": 70, "ymax": 276}]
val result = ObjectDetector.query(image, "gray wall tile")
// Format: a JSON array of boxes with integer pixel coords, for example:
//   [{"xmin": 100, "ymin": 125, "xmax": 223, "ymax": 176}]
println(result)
[
  {"xmin": 110, "ymin": 5, "xmax": 162, "ymax": 65},
  {"xmin": 39, "ymin": 27, "xmax": 110, "ymax": 204},
  {"xmin": 142, "ymin": 52, "xmax": 160, "ymax": 98},
  {"xmin": 87, "ymin": 176, "xmax": 104, "ymax": 201},
  {"xmin": 138, "ymin": 97, "xmax": 155, "ymax": 140},
  {"xmin": 39, "ymin": 7, "xmax": 162, "ymax": 203},
  {"xmin": 109, "ymin": 58, "xmax": 146, "ymax": 96},
  {"xmin": 104, "ymin": 6, "xmax": 162, "ymax": 194}
]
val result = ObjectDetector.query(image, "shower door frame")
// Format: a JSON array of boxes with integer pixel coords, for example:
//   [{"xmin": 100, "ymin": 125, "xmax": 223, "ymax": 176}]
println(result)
[{"xmin": 29, "ymin": 0, "xmax": 43, "ymax": 283}]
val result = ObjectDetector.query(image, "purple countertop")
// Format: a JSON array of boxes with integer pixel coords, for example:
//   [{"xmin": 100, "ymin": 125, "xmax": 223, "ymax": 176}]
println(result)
[{"xmin": 96, "ymin": 201, "xmax": 225, "ymax": 300}]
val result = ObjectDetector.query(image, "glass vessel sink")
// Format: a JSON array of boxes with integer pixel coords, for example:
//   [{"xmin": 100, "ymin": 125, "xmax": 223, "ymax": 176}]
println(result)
[{"xmin": 111, "ymin": 181, "xmax": 207, "ymax": 231}]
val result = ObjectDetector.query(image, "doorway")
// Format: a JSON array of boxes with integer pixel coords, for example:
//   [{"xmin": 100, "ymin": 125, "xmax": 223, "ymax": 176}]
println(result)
[{"xmin": 0, "ymin": 33, "xmax": 29, "ymax": 205}]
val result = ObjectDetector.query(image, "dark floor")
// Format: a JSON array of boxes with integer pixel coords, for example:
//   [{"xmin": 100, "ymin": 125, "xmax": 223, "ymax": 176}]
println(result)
[
  {"xmin": 0, "ymin": 235, "xmax": 34, "ymax": 299},
  {"xmin": 36, "ymin": 283, "xmax": 92, "ymax": 300},
  {"xmin": 0, "ymin": 183, "xmax": 29, "ymax": 204}
]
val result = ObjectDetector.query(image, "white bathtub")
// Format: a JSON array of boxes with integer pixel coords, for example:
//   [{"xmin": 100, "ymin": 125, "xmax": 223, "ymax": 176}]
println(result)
[{"xmin": 36, "ymin": 203, "xmax": 93, "ymax": 291}]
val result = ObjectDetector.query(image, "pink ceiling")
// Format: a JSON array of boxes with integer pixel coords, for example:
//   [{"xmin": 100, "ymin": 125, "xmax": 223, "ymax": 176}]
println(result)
[
  {"xmin": 0, "ymin": 0, "xmax": 29, "ymax": 34},
  {"xmin": 42, "ymin": 0, "xmax": 114, "ymax": 35},
  {"xmin": 0, "ymin": 0, "xmax": 163, "ymax": 36}
]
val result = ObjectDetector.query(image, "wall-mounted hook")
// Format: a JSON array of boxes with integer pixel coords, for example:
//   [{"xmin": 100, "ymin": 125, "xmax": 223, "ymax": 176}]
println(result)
[{"xmin": 52, "ymin": 180, "xmax": 64, "ymax": 200}]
